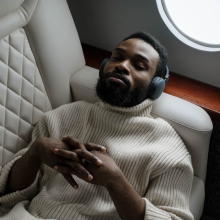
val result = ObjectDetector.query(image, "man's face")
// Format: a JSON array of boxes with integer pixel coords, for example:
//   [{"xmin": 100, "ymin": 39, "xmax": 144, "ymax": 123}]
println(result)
[{"xmin": 96, "ymin": 38, "xmax": 159, "ymax": 107}]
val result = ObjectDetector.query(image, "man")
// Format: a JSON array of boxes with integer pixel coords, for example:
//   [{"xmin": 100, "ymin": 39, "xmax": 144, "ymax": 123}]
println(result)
[{"xmin": 0, "ymin": 32, "xmax": 194, "ymax": 220}]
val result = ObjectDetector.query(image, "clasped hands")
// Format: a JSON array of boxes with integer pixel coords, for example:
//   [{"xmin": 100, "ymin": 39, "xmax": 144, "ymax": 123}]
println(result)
[{"xmin": 33, "ymin": 136, "xmax": 122, "ymax": 189}]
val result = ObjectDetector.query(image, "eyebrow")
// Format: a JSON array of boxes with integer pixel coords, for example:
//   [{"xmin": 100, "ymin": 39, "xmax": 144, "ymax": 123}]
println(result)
[{"xmin": 113, "ymin": 48, "xmax": 150, "ymax": 63}]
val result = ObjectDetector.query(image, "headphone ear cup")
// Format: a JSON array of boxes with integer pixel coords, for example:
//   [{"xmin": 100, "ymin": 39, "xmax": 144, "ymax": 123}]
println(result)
[
  {"xmin": 148, "ymin": 77, "xmax": 165, "ymax": 100},
  {"xmin": 99, "ymin": 58, "xmax": 109, "ymax": 77}
]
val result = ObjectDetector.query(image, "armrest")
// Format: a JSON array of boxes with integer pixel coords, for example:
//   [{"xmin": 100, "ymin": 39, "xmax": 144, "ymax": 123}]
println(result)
[{"xmin": 70, "ymin": 65, "xmax": 99, "ymax": 104}]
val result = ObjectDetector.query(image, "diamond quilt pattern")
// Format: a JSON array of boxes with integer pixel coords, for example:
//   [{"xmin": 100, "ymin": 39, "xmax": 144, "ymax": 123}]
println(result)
[{"xmin": 0, "ymin": 28, "xmax": 52, "ymax": 167}]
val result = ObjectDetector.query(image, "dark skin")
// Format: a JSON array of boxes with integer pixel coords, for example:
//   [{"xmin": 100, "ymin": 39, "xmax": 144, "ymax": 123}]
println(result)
[
  {"xmin": 105, "ymin": 38, "xmax": 159, "ymax": 93},
  {"xmin": 6, "ymin": 39, "xmax": 159, "ymax": 220},
  {"xmin": 6, "ymin": 137, "xmax": 107, "ymax": 192}
]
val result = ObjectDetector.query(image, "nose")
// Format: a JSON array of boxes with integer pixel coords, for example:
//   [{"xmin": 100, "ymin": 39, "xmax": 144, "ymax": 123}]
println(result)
[{"xmin": 115, "ymin": 60, "xmax": 130, "ymax": 75}]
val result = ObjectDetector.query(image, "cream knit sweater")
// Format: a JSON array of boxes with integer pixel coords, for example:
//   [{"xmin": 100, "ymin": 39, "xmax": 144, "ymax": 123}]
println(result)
[{"xmin": 0, "ymin": 99, "xmax": 194, "ymax": 220}]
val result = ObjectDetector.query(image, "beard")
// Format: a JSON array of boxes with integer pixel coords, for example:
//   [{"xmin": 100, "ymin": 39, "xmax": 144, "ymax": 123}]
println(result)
[{"xmin": 95, "ymin": 70, "xmax": 150, "ymax": 107}]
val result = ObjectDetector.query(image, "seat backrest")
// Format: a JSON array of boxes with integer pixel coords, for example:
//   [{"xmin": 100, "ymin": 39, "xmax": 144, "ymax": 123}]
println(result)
[
  {"xmin": 151, "ymin": 93, "xmax": 213, "ymax": 184},
  {"xmin": 0, "ymin": 0, "xmax": 85, "ymax": 167},
  {"xmin": 0, "ymin": 0, "xmax": 213, "ymax": 186},
  {"xmin": 70, "ymin": 67, "xmax": 213, "ymax": 184}
]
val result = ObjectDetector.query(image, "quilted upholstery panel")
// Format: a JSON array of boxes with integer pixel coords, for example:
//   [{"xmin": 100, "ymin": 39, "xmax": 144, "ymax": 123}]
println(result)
[{"xmin": 0, "ymin": 28, "xmax": 52, "ymax": 167}]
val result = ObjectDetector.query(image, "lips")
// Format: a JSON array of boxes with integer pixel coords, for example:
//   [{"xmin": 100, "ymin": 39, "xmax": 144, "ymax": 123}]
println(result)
[{"xmin": 107, "ymin": 73, "xmax": 129, "ymax": 86}]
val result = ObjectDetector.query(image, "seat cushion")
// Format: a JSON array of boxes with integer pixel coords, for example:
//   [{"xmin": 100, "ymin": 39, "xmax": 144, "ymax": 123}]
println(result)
[{"xmin": 0, "ymin": 28, "xmax": 52, "ymax": 167}]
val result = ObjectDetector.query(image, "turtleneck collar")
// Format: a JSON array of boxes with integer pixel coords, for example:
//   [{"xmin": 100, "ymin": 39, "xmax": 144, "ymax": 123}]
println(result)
[{"xmin": 95, "ymin": 98, "xmax": 155, "ymax": 117}]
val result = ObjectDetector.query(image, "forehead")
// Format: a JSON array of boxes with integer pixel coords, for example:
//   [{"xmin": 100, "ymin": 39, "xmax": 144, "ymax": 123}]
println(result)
[{"xmin": 115, "ymin": 38, "xmax": 159, "ymax": 62}]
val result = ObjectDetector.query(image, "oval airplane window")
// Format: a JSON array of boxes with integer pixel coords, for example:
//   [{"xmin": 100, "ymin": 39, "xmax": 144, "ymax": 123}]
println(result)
[{"xmin": 156, "ymin": 0, "xmax": 220, "ymax": 51}]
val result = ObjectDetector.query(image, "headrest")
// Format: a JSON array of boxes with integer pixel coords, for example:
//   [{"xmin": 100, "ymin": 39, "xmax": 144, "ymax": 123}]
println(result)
[
  {"xmin": 0, "ymin": 0, "xmax": 39, "ymax": 41},
  {"xmin": 0, "ymin": 0, "xmax": 24, "ymax": 19}
]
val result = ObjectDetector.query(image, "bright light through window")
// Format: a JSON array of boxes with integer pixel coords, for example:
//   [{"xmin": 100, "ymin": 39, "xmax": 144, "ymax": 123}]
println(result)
[{"xmin": 163, "ymin": 0, "xmax": 220, "ymax": 47}]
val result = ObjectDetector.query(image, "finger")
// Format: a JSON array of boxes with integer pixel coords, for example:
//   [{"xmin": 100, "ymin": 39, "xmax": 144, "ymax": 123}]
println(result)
[
  {"xmin": 83, "ymin": 142, "xmax": 107, "ymax": 153},
  {"xmin": 61, "ymin": 173, "xmax": 79, "ymax": 189},
  {"xmin": 62, "ymin": 136, "xmax": 86, "ymax": 150},
  {"xmin": 54, "ymin": 148, "xmax": 82, "ymax": 163},
  {"xmin": 55, "ymin": 165, "xmax": 93, "ymax": 181},
  {"xmin": 82, "ymin": 158, "xmax": 92, "ymax": 164},
  {"xmin": 74, "ymin": 149, "xmax": 102, "ymax": 166},
  {"xmin": 54, "ymin": 165, "xmax": 77, "ymax": 174}
]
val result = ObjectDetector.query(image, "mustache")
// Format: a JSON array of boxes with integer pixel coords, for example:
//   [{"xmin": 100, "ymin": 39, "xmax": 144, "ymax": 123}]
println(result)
[{"xmin": 104, "ymin": 70, "xmax": 131, "ymax": 87}]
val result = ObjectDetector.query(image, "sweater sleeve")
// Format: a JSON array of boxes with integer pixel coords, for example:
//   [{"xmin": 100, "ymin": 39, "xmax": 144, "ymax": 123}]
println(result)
[
  {"xmin": 142, "ymin": 155, "xmax": 194, "ymax": 220},
  {"xmin": 0, "ymin": 115, "xmax": 49, "ymax": 208}
]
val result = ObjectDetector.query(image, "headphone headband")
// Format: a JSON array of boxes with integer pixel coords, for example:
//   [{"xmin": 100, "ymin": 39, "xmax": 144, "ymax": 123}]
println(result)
[{"xmin": 164, "ymin": 66, "xmax": 169, "ymax": 83}]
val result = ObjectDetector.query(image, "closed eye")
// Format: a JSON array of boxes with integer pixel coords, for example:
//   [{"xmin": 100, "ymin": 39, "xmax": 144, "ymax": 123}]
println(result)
[
  {"xmin": 112, "ymin": 57, "xmax": 122, "ymax": 60},
  {"xmin": 134, "ymin": 65, "xmax": 145, "ymax": 70}
]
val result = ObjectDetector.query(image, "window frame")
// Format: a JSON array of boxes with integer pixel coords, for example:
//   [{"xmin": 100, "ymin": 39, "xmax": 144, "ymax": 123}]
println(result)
[{"xmin": 156, "ymin": 0, "xmax": 220, "ymax": 52}]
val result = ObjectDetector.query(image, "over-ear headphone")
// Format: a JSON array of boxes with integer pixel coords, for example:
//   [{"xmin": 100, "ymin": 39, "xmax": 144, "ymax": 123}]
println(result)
[
  {"xmin": 99, "ymin": 58, "xmax": 170, "ymax": 100},
  {"xmin": 99, "ymin": 58, "xmax": 109, "ymax": 78}
]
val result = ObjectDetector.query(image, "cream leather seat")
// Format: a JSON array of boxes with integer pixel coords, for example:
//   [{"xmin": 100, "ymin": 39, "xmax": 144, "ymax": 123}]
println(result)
[{"xmin": 0, "ymin": 0, "xmax": 213, "ymax": 219}]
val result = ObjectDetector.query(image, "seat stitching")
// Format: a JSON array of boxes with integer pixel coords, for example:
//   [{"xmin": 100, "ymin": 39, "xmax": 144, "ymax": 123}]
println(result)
[
  {"xmin": 0, "ymin": 59, "xmax": 47, "ymax": 96},
  {"xmin": 0, "ymin": 59, "xmax": 19, "ymax": 81},
  {"xmin": 0, "ymin": 59, "xmax": 34, "ymax": 87},
  {"xmin": 0, "ymin": 104, "xmax": 43, "ymax": 130},
  {"xmin": 0, "ymin": 60, "xmax": 47, "ymax": 96},
  {"xmin": 3, "ymin": 34, "xmax": 36, "ymax": 66},
  {"xmin": 0, "ymin": 126, "xmax": 29, "ymax": 153},
  {"xmin": 2, "ymin": 39, "xmax": 37, "ymax": 66},
  {"xmin": 1, "ymin": 124, "xmax": 33, "ymax": 144},
  {"xmin": 23, "ymin": 28, "xmax": 52, "ymax": 109},
  {"xmin": 0, "ymin": 146, "xmax": 18, "ymax": 156},
  {"xmin": 16, "ymin": 36, "xmax": 25, "ymax": 153},
  {"xmin": 0, "ymin": 59, "xmax": 22, "ymax": 80},
  {"xmin": 1, "ymin": 31, "xmax": 47, "ymax": 95},
  {"xmin": 0, "ymin": 81, "xmax": 46, "ymax": 114},
  {"xmin": 0, "ymin": 103, "xmax": 35, "ymax": 128}
]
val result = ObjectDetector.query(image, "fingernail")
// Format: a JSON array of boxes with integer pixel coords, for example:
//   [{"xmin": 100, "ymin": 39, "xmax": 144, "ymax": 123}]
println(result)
[
  {"xmin": 88, "ymin": 174, "xmax": 93, "ymax": 181},
  {"xmin": 97, "ymin": 159, "xmax": 102, "ymax": 165},
  {"xmin": 54, "ymin": 148, "xmax": 59, "ymax": 153},
  {"xmin": 101, "ymin": 146, "xmax": 106, "ymax": 151},
  {"xmin": 54, "ymin": 166, "xmax": 58, "ymax": 170},
  {"xmin": 62, "ymin": 135, "xmax": 67, "ymax": 140},
  {"xmin": 74, "ymin": 185, "xmax": 78, "ymax": 189}
]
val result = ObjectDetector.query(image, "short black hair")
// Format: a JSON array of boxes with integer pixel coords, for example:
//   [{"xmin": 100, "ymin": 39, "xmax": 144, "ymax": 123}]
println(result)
[{"xmin": 123, "ymin": 31, "xmax": 168, "ymax": 78}]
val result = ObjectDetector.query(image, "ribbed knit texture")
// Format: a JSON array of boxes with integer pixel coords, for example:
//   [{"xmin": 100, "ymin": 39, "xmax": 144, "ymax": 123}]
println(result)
[{"xmin": 0, "ymin": 99, "xmax": 194, "ymax": 220}]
